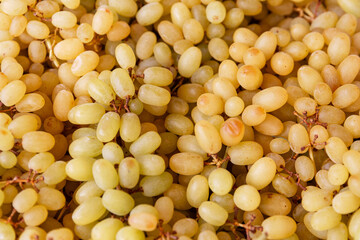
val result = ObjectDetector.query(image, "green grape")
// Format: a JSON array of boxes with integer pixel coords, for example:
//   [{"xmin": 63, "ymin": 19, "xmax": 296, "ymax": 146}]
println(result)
[
  {"xmin": 68, "ymin": 136, "xmax": 103, "ymax": 158},
  {"xmin": 129, "ymin": 131, "xmax": 161, "ymax": 157},
  {"xmin": 209, "ymin": 193, "xmax": 235, "ymax": 213},
  {"xmin": 195, "ymin": 120, "xmax": 222, "ymax": 154},
  {"xmin": 128, "ymin": 204, "xmax": 159, "ymax": 232},
  {"xmin": 233, "ymin": 185, "xmax": 260, "ymax": 211},
  {"xmin": 0, "ymin": 127, "xmax": 14, "ymax": 151},
  {"xmin": 139, "ymin": 172, "xmax": 173, "ymax": 197},
  {"xmin": 0, "ymin": 220, "xmax": 16, "ymax": 240},
  {"xmin": 115, "ymin": 44, "xmax": 136, "ymax": 70},
  {"xmin": 96, "ymin": 112, "xmax": 121, "ymax": 142},
  {"xmin": 116, "ymin": 226, "xmax": 145, "ymax": 240},
  {"xmin": 88, "ymin": 78, "xmax": 115, "ymax": 106},
  {"xmin": 74, "ymin": 180, "xmax": 104, "ymax": 204},
  {"xmin": 261, "ymin": 215, "xmax": 297, "ymax": 239},
  {"xmin": 72, "ymin": 197, "xmax": 107, "ymax": 226},
  {"xmin": 136, "ymin": 154, "xmax": 165, "ymax": 176},
  {"xmin": 0, "ymin": 151, "xmax": 17, "ymax": 169},
  {"xmin": 102, "ymin": 142, "xmax": 124, "ymax": 165},
  {"xmin": 23, "ymin": 205, "xmax": 48, "ymax": 227},
  {"xmin": 208, "ymin": 168, "xmax": 233, "ymax": 196},
  {"xmin": 42, "ymin": 161, "xmax": 67, "ymax": 185},
  {"xmin": 46, "ymin": 228, "xmax": 74, "ymax": 240},
  {"xmin": 198, "ymin": 201, "xmax": 228, "ymax": 226},
  {"xmin": 246, "ymin": 157, "xmax": 277, "ymax": 190},
  {"xmin": 110, "ymin": 68, "xmax": 135, "ymax": 99},
  {"xmin": 186, "ymin": 175, "xmax": 209, "ymax": 208},
  {"xmin": 91, "ymin": 218, "xmax": 124, "ymax": 240},
  {"xmin": 28, "ymin": 152, "xmax": 55, "ymax": 173},
  {"xmin": 7, "ymin": 114, "xmax": 38, "ymax": 138},
  {"xmin": 119, "ymin": 112, "xmax": 141, "ymax": 142},
  {"xmin": 22, "ymin": 131, "xmax": 55, "ymax": 153},
  {"xmin": 37, "ymin": 187, "xmax": 66, "ymax": 211},
  {"xmin": 102, "ymin": 189, "xmax": 135, "ymax": 216},
  {"xmin": 169, "ymin": 152, "xmax": 204, "ymax": 175},
  {"xmin": 154, "ymin": 197, "xmax": 174, "ymax": 224},
  {"xmin": 12, "ymin": 188, "xmax": 38, "ymax": 213},
  {"xmin": 18, "ymin": 226, "xmax": 46, "ymax": 240},
  {"xmin": 92, "ymin": 159, "xmax": 119, "ymax": 191},
  {"xmin": 67, "ymin": 103, "xmax": 105, "ymax": 125},
  {"xmin": 118, "ymin": 157, "xmax": 140, "ymax": 189},
  {"xmin": 66, "ymin": 157, "xmax": 96, "ymax": 181}
]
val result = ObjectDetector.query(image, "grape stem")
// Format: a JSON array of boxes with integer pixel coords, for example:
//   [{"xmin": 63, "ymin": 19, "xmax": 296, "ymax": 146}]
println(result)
[
  {"xmin": 228, "ymin": 214, "xmax": 263, "ymax": 240},
  {"xmin": 28, "ymin": 6, "xmax": 51, "ymax": 22},
  {"xmin": 56, "ymin": 199, "xmax": 73, "ymax": 221},
  {"xmin": 45, "ymin": 28, "xmax": 60, "ymax": 68},
  {"xmin": 0, "ymin": 105, "xmax": 17, "ymax": 117},
  {"xmin": 155, "ymin": 219, "xmax": 179, "ymax": 240},
  {"xmin": 85, "ymin": 33, "xmax": 105, "ymax": 52},
  {"xmin": 205, "ymin": 154, "xmax": 230, "ymax": 168},
  {"xmin": 294, "ymin": 1, "xmax": 316, "ymax": 22},
  {"xmin": 170, "ymin": 76, "xmax": 185, "ymax": 95},
  {"xmin": 294, "ymin": 109, "xmax": 327, "ymax": 164},
  {"xmin": 110, "ymin": 96, "xmax": 131, "ymax": 114},
  {"xmin": 280, "ymin": 166, "xmax": 307, "ymax": 191},
  {"xmin": 0, "ymin": 169, "xmax": 44, "ymax": 192},
  {"xmin": 5, "ymin": 208, "xmax": 24, "ymax": 232}
]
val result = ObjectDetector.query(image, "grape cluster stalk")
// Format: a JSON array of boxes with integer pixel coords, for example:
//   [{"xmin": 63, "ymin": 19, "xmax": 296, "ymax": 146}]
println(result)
[{"xmin": 0, "ymin": 0, "xmax": 359, "ymax": 239}]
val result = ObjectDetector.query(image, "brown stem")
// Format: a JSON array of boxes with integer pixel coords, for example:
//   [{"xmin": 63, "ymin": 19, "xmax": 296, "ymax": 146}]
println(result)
[
  {"xmin": 280, "ymin": 166, "xmax": 307, "ymax": 191},
  {"xmin": 0, "ymin": 170, "xmax": 44, "ymax": 192},
  {"xmin": 155, "ymin": 219, "xmax": 179, "ymax": 240},
  {"xmin": 205, "ymin": 154, "xmax": 230, "ymax": 168},
  {"xmin": 228, "ymin": 214, "xmax": 263, "ymax": 240}
]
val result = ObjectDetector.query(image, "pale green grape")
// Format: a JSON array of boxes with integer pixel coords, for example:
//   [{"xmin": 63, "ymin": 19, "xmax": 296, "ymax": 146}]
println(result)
[
  {"xmin": 18, "ymin": 227, "xmax": 46, "ymax": 240},
  {"xmin": 68, "ymin": 136, "xmax": 103, "ymax": 158},
  {"xmin": 118, "ymin": 157, "xmax": 140, "ymax": 189},
  {"xmin": 92, "ymin": 218, "xmax": 124, "ymax": 240},
  {"xmin": 136, "ymin": 154, "xmax": 165, "ymax": 176},
  {"xmin": 66, "ymin": 157, "xmax": 96, "ymax": 181},
  {"xmin": 0, "ymin": 221, "xmax": 16, "ymax": 240},
  {"xmin": 88, "ymin": 78, "xmax": 115, "ymax": 106},
  {"xmin": 12, "ymin": 188, "xmax": 38, "ymax": 213},
  {"xmin": 129, "ymin": 131, "xmax": 161, "ymax": 157},
  {"xmin": 42, "ymin": 161, "xmax": 67, "ymax": 185},
  {"xmin": 75, "ymin": 180, "xmax": 104, "ymax": 204},
  {"xmin": 72, "ymin": 197, "xmax": 107, "ymax": 226},
  {"xmin": 23, "ymin": 205, "xmax": 48, "ymax": 227},
  {"xmin": 116, "ymin": 226, "xmax": 145, "ymax": 240},
  {"xmin": 128, "ymin": 204, "xmax": 159, "ymax": 231},
  {"xmin": 198, "ymin": 201, "xmax": 228, "ymax": 226},
  {"xmin": 208, "ymin": 168, "xmax": 233, "ymax": 196},
  {"xmin": 92, "ymin": 159, "xmax": 119, "ymax": 191},
  {"xmin": 233, "ymin": 184, "xmax": 261, "ymax": 211},
  {"xmin": 186, "ymin": 175, "xmax": 209, "ymax": 208},
  {"xmin": 46, "ymin": 228, "xmax": 74, "ymax": 240},
  {"xmin": 0, "ymin": 151, "xmax": 17, "ymax": 169},
  {"xmin": 68, "ymin": 103, "xmax": 105, "ymax": 125},
  {"xmin": 28, "ymin": 152, "xmax": 55, "ymax": 173},
  {"xmin": 139, "ymin": 172, "xmax": 173, "ymax": 197},
  {"xmin": 102, "ymin": 189, "xmax": 135, "ymax": 216},
  {"xmin": 96, "ymin": 112, "xmax": 121, "ymax": 142},
  {"xmin": 102, "ymin": 142, "xmax": 124, "ymax": 165},
  {"xmin": 37, "ymin": 187, "xmax": 66, "ymax": 211}
]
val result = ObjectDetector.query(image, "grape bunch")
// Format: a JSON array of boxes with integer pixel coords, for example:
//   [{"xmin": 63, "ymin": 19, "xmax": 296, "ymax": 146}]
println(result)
[{"xmin": 0, "ymin": 0, "xmax": 359, "ymax": 239}]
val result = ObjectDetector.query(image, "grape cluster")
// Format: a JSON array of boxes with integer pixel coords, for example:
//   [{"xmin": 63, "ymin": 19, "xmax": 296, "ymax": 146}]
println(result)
[{"xmin": 0, "ymin": 0, "xmax": 359, "ymax": 239}]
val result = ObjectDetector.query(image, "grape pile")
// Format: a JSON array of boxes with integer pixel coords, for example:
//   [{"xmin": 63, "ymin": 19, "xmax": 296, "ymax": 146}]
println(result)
[{"xmin": 0, "ymin": 0, "xmax": 359, "ymax": 239}]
